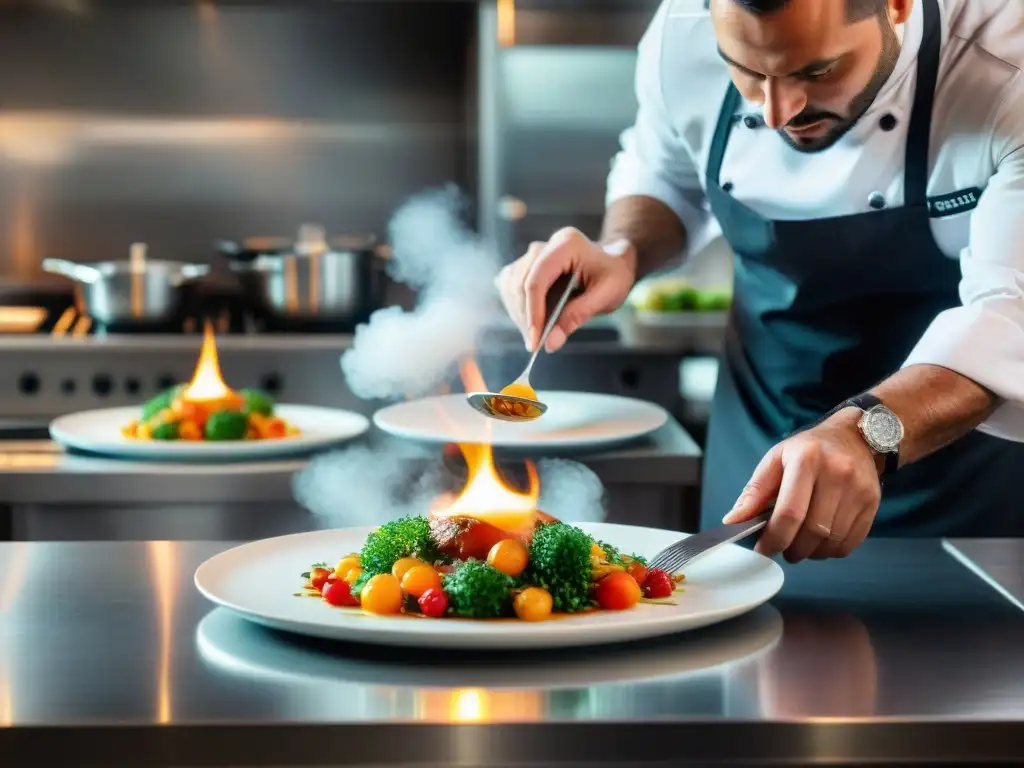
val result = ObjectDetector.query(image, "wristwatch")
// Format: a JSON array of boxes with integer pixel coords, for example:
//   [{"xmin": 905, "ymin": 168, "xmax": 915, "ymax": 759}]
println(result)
[{"xmin": 840, "ymin": 393, "xmax": 904, "ymax": 476}]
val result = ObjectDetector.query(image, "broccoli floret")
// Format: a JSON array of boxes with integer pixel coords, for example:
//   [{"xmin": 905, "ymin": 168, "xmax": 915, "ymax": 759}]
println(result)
[
  {"xmin": 442, "ymin": 560, "xmax": 513, "ymax": 618},
  {"xmin": 359, "ymin": 516, "xmax": 443, "ymax": 575},
  {"xmin": 525, "ymin": 522, "xmax": 593, "ymax": 612}
]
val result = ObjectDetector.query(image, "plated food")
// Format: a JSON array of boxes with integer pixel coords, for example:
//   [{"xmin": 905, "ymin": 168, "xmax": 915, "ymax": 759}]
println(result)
[
  {"xmin": 298, "ymin": 513, "xmax": 683, "ymax": 622},
  {"xmin": 195, "ymin": 522, "xmax": 784, "ymax": 649},
  {"xmin": 121, "ymin": 321, "xmax": 299, "ymax": 442},
  {"xmin": 122, "ymin": 384, "xmax": 298, "ymax": 442}
]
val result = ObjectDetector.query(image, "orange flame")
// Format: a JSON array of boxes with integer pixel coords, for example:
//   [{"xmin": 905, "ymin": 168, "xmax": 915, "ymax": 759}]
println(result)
[
  {"xmin": 181, "ymin": 320, "xmax": 239, "ymax": 404},
  {"xmin": 430, "ymin": 358, "xmax": 540, "ymax": 534}
]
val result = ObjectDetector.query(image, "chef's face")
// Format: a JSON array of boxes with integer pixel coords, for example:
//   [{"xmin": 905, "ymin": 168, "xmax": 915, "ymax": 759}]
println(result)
[{"xmin": 711, "ymin": 0, "xmax": 909, "ymax": 152}]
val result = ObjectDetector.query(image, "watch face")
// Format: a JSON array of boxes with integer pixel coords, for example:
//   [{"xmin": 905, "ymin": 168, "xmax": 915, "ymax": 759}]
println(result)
[{"xmin": 861, "ymin": 405, "xmax": 903, "ymax": 452}]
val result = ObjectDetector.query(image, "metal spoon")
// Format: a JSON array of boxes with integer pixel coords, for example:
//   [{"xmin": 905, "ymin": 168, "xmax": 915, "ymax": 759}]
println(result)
[{"xmin": 467, "ymin": 271, "xmax": 581, "ymax": 423}]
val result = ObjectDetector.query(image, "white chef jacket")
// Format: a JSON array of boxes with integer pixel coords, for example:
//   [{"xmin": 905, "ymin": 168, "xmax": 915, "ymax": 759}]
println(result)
[{"xmin": 607, "ymin": 0, "xmax": 1024, "ymax": 441}]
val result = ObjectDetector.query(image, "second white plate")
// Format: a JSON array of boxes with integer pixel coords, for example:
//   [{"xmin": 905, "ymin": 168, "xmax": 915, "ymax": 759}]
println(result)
[{"xmin": 373, "ymin": 391, "xmax": 669, "ymax": 450}]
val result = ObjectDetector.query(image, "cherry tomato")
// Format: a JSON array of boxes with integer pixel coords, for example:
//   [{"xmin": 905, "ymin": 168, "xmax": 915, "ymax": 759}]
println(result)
[
  {"xmin": 309, "ymin": 567, "xmax": 331, "ymax": 592},
  {"xmin": 322, "ymin": 578, "xmax": 359, "ymax": 607},
  {"xmin": 343, "ymin": 566, "xmax": 363, "ymax": 585},
  {"xmin": 626, "ymin": 561, "xmax": 648, "ymax": 587},
  {"xmin": 643, "ymin": 569, "xmax": 674, "ymax": 599},
  {"xmin": 335, "ymin": 555, "xmax": 361, "ymax": 581},
  {"xmin": 595, "ymin": 571, "xmax": 642, "ymax": 611},
  {"xmin": 392, "ymin": 557, "xmax": 424, "ymax": 583},
  {"xmin": 401, "ymin": 564, "xmax": 442, "ymax": 598},
  {"xmin": 418, "ymin": 588, "xmax": 448, "ymax": 618},
  {"xmin": 263, "ymin": 418, "xmax": 287, "ymax": 438},
  {"xmin": 173, "ymin": 400, "xmax": 209, "ymax": 429},
  {"xmin": 486, "ymin": 539, "xmax": 529, "ymax": 577},
  {"xmin": 360, "ymin": 574, "xmax": 403, "ymax": 615},
  {"xmin": 513, "ymin": 587, "xmax": 553, "ymax": 622}
]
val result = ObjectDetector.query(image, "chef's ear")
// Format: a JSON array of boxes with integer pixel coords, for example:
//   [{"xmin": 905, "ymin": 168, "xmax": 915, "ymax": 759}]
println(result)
[{"xmin": 886, "ymin": 0, "xmax": 912, "ymax": 26}]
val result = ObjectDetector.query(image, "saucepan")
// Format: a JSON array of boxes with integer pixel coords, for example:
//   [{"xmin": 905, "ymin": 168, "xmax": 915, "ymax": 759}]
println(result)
[
  {"xmin": 42, "ymin": 243, "xmax": 210, "ymax": 326},
  {"xmin": 217, "ymin": 224, "xmax": 388, "ymax": 326}
]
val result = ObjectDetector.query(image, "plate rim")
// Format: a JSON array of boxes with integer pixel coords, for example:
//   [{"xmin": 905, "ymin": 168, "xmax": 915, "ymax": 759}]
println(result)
[
  {"xmin": 194, "ymin": 522, "xmax": 785, "ymax": 650},
  {"xmin": 372, "ymin": 391, "xmax": 670, "ymax": 449},
  {"xmin": 49, "ymin": 403, "xmax": 371, "ymax": 459}
]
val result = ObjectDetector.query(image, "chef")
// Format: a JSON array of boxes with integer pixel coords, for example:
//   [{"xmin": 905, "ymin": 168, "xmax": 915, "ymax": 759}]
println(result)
[{"xmin": 495, "ymin": 0, "xmax": 1024, "ymax": 562}]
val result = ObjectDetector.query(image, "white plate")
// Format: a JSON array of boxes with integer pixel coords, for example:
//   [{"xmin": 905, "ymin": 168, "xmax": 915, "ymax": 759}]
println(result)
[
  {"xmin": 194, "ymin": 522, "xmax": 784, "ymax": 650},
  {"xmin": 49, "ymin": 404, "xmax": 370, "ymax": 461},
  {"xmin": 195, "ymin": 603, "xmax": 782, "ymax": 690},
  {"xmin": 373, "ymin": 391, "xmax": 669, "ymax": 450}
]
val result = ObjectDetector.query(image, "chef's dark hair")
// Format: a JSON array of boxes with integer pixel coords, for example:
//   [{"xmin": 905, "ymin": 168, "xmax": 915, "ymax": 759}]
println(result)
[{"xmin": 732, "ymin": 0, "xmax": 887, "ymax": 21}]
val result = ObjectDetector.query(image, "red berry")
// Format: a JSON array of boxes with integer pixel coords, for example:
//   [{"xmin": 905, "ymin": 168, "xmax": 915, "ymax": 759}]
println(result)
[
  {"xmin": 322, "ymin": 578, "xmax": 359, "ymax": 607},
  {"xmin": 643, "ymin": 569, "xmax": 674, "ymax": 599},
  {"xmin": 309, "ymin": 567, "xmax": 331, "ymax": 592},
  {"xmin": 418, "ymin": 588, "xmax": 449, "ymax": 618}
]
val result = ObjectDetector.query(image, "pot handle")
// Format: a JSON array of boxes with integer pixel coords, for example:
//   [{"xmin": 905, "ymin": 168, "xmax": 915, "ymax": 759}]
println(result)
[{"xmin": 41, "ymin": 258, "xmax": 101, "ymax": 284}]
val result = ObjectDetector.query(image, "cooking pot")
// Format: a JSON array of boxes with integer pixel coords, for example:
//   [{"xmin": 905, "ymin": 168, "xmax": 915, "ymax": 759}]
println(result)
[
  {"xmin": 42, "ymin": 243, "xmax": 210, "ymax": 326},
  {"xmin": 218, "ymin": 224, "xmax": 387, "ymax": 326}
]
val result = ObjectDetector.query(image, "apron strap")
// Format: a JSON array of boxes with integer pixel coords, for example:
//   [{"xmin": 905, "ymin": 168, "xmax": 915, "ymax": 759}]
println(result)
[
  {"xmin": 903, "ymin": 0, "xmax": 941, "ymax": 207},
  {"xmin": 707, "ymin": 86, "xmax": 742, "ymax": 186}
]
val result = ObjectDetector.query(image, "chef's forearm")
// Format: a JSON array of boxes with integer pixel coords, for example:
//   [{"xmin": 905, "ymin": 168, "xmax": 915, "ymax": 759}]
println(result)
[
  {"xmin": 599, "ymin": 195, "xmax": 687, "ymax": 281},
  {"xmin": 868, "ymin": 364, "xmax": 1000, "ymax": 467}
]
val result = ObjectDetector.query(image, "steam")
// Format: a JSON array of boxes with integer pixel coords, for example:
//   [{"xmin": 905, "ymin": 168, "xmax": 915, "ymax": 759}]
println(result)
[
  {"xmin": 340, "ymin": 185, "xmax": 500, "ymax": 401},
  {"xmin": 294, "ymin": 185, "xmax": 609, "ymax": 529},
  {"xmin": 294, "ymin": 445, "xmax": 608, "ymax": 529},
  {"xmin": 293, "ymin": 442, "xmax": 447, "ymax": 529},
  {"xmin": 535, "ymin": 459, "xmax": 607, "ymax": 524}
]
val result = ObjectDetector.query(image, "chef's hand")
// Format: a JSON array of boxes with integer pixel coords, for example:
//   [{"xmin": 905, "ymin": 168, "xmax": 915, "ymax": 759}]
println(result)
[
  {"xmin": 722, "ymin": 408, "xmax": 883, "ymax": 563},
  {"xmin": 494, "ymin": 227, "xmax": 636, "ymax": 352}
]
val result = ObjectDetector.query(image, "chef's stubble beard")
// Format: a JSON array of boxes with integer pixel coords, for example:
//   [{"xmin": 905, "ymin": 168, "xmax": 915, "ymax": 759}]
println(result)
[{"xmin": 779, "ymin": 13, "xmax": 902, "ymax": 153}]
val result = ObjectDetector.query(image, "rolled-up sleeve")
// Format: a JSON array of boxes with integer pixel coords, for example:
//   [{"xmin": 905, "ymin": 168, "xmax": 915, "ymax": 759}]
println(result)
[
  {"xmin": 903, "ymin": 84, "xmax": 1024, "ymax": 441},
  {"xmin": 606, "ymin": 1, "xmax": 711, "ymax": 249}
]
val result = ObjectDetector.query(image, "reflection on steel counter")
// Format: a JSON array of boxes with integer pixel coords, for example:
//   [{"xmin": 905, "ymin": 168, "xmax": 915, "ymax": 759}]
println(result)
[{"xmin": 3, "ymin": 539, "xmax": 1024, "ymax": 766}]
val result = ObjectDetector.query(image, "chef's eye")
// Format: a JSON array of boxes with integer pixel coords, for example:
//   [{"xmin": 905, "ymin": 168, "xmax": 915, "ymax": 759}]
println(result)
[{"xmin": 801, "ymin": 67, "xmax": 835, "ymax": 81}]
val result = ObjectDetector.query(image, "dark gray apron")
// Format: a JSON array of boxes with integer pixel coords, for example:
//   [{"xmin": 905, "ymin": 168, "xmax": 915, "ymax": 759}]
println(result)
[{"xmin": 700, "ymin": 0, "xmax": 1024, "ymax": 537}]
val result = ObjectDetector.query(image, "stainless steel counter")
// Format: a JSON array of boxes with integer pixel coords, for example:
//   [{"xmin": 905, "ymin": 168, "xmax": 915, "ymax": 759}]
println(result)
[{"xmin": 2, "ymin": 538, "xmax": 1024, "ymax": 766}]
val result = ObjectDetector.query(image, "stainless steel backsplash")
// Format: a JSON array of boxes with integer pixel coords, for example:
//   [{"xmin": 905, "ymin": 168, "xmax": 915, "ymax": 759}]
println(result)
[{"xmin": 0, "ymin": 1, "xmax": 475, "ymax": 280}]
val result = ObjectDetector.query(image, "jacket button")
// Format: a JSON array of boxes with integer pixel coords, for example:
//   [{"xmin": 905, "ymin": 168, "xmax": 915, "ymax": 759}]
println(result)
[
  {"xmin": 879, "ymin": 113, "xmax": 898, "ymax": 131},
  {"xmin": 722, "ymin": 181, "xmax": 734, "ymax": 193},
  {"xmin": 868, "ymin": 192, "xmax": 886, "ymax": 210}
]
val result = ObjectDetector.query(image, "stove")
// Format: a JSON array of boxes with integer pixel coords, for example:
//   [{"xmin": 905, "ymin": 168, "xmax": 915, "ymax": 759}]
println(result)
[{"xmin": 0, "ymin": 282, "xmax": 373, "ymax": 338}]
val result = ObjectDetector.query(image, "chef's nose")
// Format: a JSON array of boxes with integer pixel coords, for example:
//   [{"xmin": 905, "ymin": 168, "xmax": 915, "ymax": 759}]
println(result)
[{"xmin": 760, "ymin": 78, "xmax": 807, "ymax": 130}]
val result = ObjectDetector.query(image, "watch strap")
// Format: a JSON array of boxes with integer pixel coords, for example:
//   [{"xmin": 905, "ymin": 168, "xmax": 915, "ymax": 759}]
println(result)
[{"xmin": 843, "ymin": 393, "xmax": 899, "ymax": 476}]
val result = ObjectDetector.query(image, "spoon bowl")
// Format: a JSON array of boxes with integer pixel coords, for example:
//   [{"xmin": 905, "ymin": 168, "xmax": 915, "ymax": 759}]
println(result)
[
  {"xmin": 467, "ymin": 391, "xmax": 548, "ymax": 422},
  {"xmin": 468, "ymin": 271, "xmax": 581, "ymax": 423}
]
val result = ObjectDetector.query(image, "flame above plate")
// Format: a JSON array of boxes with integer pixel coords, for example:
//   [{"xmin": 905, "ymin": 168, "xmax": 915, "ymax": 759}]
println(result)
[
  {"xmin": 181, "ymin": 320, "xmax": 238, "ymax": 404},
  {"xmin": 429, "ymin": 358, "xmax": 540, "ymax": 534}
]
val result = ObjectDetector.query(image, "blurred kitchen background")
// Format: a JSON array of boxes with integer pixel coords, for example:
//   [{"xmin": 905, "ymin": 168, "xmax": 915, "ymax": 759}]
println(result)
[{"xmin": 0, "ymin": 0, "xmax": 730, "ymax": 443}]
